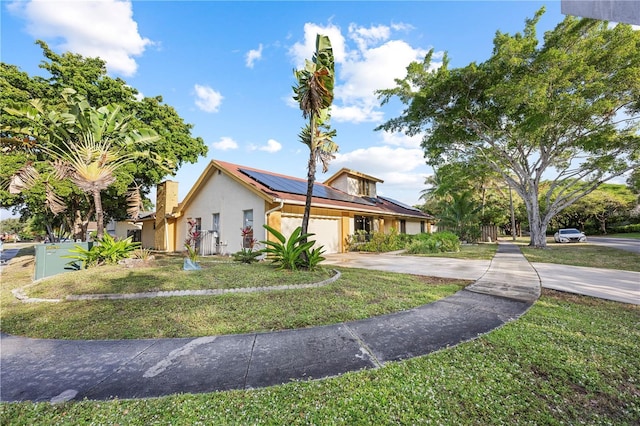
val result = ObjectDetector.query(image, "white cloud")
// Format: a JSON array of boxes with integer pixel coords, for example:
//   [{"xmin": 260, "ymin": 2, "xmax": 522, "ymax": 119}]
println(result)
[
  {"xmin": 250, "ymin": 139, "xmax": 282, "ymax": 153},
  {"xmin": 289, "ymin": 21, "xmax": 441, "ymax": 125},
  {"xmin": 335, "ymin": 38, "xmax": 432, "ymax": 122},
  {"xmin": 194, "ymin": 84, "xmax": 223, "ymax": 113},
  {"xmin": 331, "ymin": 104, "xmax": 383, "ymax": 124},
  {"xmin": 260, "ymin": 139, "xmax": 282, "ymax": 153},
  {"xmin": 212, "ymin": 137, "xmax": 238, "ymax": 151},
  {"xmin": 380, "ymin": 131, "xmax": 423, "ymax": 148},
  {"xmin": 348, "ymin": 23, "xmax": 390, "ymax": 51},
  {"xmin": 330, "ymin": 145, "xmax": 429, "ymax": 206},
  {"xmin": 333, "ymin": 146, "xmax": 425, "ymax": 174},
  {"xmin": 289, "ymin": 22, "xmax": 347, "ymax": 68},
  {"xmin": 8, "ymin": 0, "xmax": 151, "ymax": 76},
  {"xmin": 246, "ymin": 44, "xmax": 263, "ymax": 68}
]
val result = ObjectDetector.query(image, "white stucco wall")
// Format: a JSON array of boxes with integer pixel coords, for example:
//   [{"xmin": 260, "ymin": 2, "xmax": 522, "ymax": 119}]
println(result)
[
  {"xmin": 328, "ymin": 174, "xmax": 349, "ymax": 193},
  {"xmin": 176, "ymin": 171, "xmax": 266, "ymax": 254}
]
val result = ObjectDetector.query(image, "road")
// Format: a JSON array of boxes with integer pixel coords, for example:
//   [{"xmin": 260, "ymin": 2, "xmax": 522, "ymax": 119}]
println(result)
[{"xmin": 588, "ymin": 236, "xmax": 640, "ymax": 254}]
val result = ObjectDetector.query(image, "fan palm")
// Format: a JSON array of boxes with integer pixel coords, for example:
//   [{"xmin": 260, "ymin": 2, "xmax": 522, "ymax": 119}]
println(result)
[{"xmin": 4, "ymin": 88, "xmax": 166, "ymax": 239}]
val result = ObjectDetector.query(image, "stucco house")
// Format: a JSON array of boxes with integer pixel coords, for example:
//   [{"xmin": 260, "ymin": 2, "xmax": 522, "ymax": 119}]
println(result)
[{"xmin": 145, "ymin": 159, "xmax": 434, "ymax": 255}]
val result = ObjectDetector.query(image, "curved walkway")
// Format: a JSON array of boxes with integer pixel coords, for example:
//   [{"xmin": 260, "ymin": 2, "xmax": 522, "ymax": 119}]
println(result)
[{"xmin": 1, "ymin": 242, "xmax": 540, "ymax": 403}]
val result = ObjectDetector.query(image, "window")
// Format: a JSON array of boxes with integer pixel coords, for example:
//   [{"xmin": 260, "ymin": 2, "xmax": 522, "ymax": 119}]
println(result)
[
  {"xmin": 357, "ymin": 178, "xmax": 371, "ymax": 196},
  {"xmin": 212, "ymin": 213, "xmax": 220, "ymax": 232},
  {"xmin": 242, "ymin": 210, "xmax": 254, "ymax": 248},
  {"xmin": 400, "ymin": 219, "xmax": 406, "ymax": 234},
  {"xmin": 354, "ymin": 215, "xmax": 372, "ymax": 233},
  {"xmin": 420, "ymin": 221, "xmax": 425, "ymax": 233}
]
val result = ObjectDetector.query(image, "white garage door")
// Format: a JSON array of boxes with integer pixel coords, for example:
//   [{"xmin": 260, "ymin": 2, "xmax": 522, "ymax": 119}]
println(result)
[{"xmin": 281, "ymin": 216, "xmax": 341, "ymax": 254}]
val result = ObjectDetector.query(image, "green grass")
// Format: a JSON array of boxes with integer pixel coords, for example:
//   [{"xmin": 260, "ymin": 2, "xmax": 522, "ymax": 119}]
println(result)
[
  {"xmin": 1, "ymin": 252, "xmax": 468, "ymax": 340},
  {"xmin": 405, "ymin": 242, "xmax": 498, "ymax": 260},
  {"xmin": 27, "ymin": 257, "xmax": 335, "ymax": 298},
  {"xmin": 521, "ymin": 244, "xmax": 640, "ymax": 272},
  {"xmin": 2, "ymin": 290, "xmax": 638, "ymax": 425}
]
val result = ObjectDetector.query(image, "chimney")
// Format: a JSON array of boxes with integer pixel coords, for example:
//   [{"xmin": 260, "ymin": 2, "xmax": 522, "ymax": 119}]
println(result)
[{"xmin": 155, "ymin": 181, "xmax": 179, "ymax": 251}]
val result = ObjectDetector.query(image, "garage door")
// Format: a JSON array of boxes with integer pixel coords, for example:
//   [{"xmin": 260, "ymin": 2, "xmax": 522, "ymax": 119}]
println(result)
[{"xmin": 281, "ymin": 216, "xmax": 341, "ymax": 254}]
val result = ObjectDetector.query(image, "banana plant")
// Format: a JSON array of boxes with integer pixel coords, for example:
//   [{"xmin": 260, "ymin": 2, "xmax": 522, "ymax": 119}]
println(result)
[{"xmin": 293, "ymin": 34, "xmax": 338, "ymax": 240}]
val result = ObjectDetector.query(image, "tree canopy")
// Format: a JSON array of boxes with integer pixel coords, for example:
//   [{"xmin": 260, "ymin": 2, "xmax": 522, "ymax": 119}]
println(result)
[
  {"xmin": 377, "ymin": 9, "xmax": 640, "ymax": 247},
  {"xmin": 1, "ymin": 41, "xmax": 207, "ymax": 237}
]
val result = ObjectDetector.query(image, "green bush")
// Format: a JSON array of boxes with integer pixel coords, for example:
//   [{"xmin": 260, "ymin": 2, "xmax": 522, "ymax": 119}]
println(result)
[
  {"xmin": 232, "ymin": 248, "xmax": 262, "ymax": 264},
  {"xmin": 405, "ymin": 231, "xmax": 461, "ymax": 254},
  {"xmin": 261, "ymin": 225, "xmax": 325, "ymax": 270},
  {"xmin": 65, "ymin": 234, "xmax": 140, "ymax": 268},
  {"xmin": 348, "ymin": 229, "xmax": 405, "ymax": 252},
  {"xmin": 610, "ymin": 223, "xmax": 640, "ymax": 233}
]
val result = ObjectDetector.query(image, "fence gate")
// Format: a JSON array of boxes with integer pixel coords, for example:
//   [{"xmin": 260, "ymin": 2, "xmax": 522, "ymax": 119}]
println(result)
[
  {"xmin": 481, "ymin": 225, "xmax": 498, "ymax": 242},
  {"xmin": 199, "ymin": 230, "xmax": 221, "ymax": 256}
]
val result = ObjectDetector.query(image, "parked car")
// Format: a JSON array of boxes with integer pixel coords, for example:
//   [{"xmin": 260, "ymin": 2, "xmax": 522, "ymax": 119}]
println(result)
[{"xmin": 553, "ymin": 228, "xmax": 587, "ymax": 243}]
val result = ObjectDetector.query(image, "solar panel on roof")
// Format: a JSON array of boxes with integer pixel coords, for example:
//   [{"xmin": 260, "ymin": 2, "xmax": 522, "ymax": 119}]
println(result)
[
  {"xmin": 379, "ymin": 196, "xmax": 422, "ymax": 212},
  {"xmin": 240, "ymin": 168, "xmax": 375, "ymax": 206}
]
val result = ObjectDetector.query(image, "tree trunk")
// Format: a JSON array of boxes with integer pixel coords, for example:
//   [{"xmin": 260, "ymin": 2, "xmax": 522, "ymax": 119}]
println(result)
[
  {"xmin": 72, "ymin": 210, "xmax": 84, "ymax": 241},
  {"xmin": 598, "ymin": 217, "xmax": 607, "ymax": 234},
  {"xmin": 301, "ymin": 113, "xmax": 317, "ymax": 238},
  {"xmin": 523, "ymin": 188, "xmax": 548, "ymax": 248},
  {"xmin": 301, "ymin": 148, "xmax": 316, "ymax": 237},
  {"xmin": 93, "ymin": 190, "xmax": 104, "ymax": 240}
]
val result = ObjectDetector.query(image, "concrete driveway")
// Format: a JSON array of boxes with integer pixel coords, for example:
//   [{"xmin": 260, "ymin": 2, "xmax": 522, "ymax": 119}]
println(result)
[{"xmin": 324, "ymin": 250, "xmax": 639, "ymax": 305}]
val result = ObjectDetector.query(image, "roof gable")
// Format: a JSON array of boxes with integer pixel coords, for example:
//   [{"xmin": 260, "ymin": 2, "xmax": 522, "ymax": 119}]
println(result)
[
  {"xmin": 324, "ymin": 167, "xmax": 384, "ymax": 185},
  {"xmin": 173, "ymin": 159, "xmax": 432, "ymax": 220}
]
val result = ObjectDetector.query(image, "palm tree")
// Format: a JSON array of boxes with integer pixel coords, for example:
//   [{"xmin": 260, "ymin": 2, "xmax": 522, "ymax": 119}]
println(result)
[
  {"xmin": 5, "ymin": 88, "xmax": 165, "ymax": 239},
  {"xmin": 293, "ymin": 34, "xmax": 337, "ymax": 237},
  {"xmin": 437, "ymin": 191, "xmax": 482, "ymax": 242}
]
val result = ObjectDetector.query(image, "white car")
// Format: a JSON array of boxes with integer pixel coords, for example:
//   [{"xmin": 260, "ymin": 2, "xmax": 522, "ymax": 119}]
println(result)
[{"xmin": 554, "ymin": 228, "xmax": 587, "ymax": 243}]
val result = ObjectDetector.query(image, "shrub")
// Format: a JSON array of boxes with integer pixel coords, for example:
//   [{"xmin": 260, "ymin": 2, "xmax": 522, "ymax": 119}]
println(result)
[
  {"xmin": 610, "ymin": 223, "xmax": 640, "ymax": 233},
  {"xmin": 405, "ymin": 231, "xmax": 461, "ymax": 254},
  {"xmin": 261, "ymin": 225, "xmax": 324, "ymax": 270},
  {"xmin": 132, "ymin": 248, "xmax": 154, "ymax": 261},
  {"xmin": 232, "ymin": 248, "xmax": 262, "ymax": 264},
  {"xmin": 233, "ymin": 227, "xmax": 262, "ymax": 264},
  {"xmin": 65, "ymin": 233, "xmax": 140, "ymax": 268},
  {"xmin": 347, "ymin": 229, "xmax": 404, "ymax": 252}
]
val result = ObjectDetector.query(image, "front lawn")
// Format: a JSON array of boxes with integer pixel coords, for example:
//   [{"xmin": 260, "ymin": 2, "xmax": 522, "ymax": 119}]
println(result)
[
  {"xmin": 0, "ymin": 250, "xmax": 468, "ymax": 340},
  {"xmin": 2, "ymin": 290, "xmax": 638, "ymax": 425},
  {"xmin": 408, "ymin": 242, "xmax": 498, "ymax": 260},
  {"xmin": 521, "ymin": 244, "xmax": 640, "ymax": 272}
]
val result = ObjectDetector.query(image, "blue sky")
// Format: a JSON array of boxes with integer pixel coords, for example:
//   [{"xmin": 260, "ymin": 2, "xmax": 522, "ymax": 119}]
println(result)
[{"xmin": 2, "ymin": 0, "xmax": 569, "ymax": 211}]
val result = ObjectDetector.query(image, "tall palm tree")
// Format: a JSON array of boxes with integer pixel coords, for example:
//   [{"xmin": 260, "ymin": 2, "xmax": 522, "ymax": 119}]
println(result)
[
  {"xmin": 5, "ymin": 88, "xmax": 165, "ymax": 239},
  {"xmin": 293, "ymin": 34, "xmax": 337, "ymax": 237}
]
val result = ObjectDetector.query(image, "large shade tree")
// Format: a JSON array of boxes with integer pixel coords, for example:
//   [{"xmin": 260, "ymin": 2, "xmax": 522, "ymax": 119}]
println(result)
[
  {"xmin": 377, "ymin": 9, "xmax": 640, "ymax": 247},
  {"xmin": 6, "ymin": 89, "xmax": 168, "ymax": 240},
  {"xmin": 1, "ymin": 41, "xmax": 207, "ymax": 235},
  {"xmin": 293, "ymin": 34, "xmax": 338, "ymax": 237}
]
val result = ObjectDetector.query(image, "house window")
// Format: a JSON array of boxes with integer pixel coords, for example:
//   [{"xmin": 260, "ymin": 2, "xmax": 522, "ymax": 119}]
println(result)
[
  {"xmin": 357, "ymin": 178, "xmax": 371, "ymax": 196},
  {"xmin": 400, "ymin": 219, "xmax": 406, "ymax": 234},
  {"xmin": 354, "ymin": 215, "xmax": 372, "ymax": 233},
  {"xmin": 212, "ymin": 213, "xmax": 220, "ymax": 232},
  {"xmin": 420, "ymin": 221, "xmax": 425, "ymax": 233},
  {"xmin": 242, "ymin": 209, "xmax": 254, "ymax": 248}
]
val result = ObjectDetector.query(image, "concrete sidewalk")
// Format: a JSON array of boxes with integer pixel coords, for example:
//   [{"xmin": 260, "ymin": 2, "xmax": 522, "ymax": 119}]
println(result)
[{"xmin": 1, "ymin": 242, "xmax": 540, "ymax": 402}]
